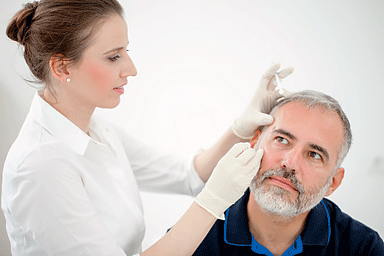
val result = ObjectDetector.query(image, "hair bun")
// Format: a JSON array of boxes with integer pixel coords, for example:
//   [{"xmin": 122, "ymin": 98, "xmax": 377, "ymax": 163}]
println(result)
[{"xmin": 6, "ymin": 1, "xmax": 39, "ymax": 45}]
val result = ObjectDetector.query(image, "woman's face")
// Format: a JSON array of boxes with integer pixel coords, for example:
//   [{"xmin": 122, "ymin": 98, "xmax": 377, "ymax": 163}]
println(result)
[{"xmin": 67, "ymin": 15, "xmax": 137, "ymax": 110}]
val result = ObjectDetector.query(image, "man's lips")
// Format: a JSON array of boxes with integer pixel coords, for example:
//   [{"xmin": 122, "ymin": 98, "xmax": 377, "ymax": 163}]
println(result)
[{"xmin": 268, "ymin": 176, "xmax": 298, "ymax": 192}]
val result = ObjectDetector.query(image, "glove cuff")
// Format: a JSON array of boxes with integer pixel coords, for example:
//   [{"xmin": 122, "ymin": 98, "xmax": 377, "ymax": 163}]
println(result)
[{"xmin": 194, "ymin": 187, "xmax": 230, "ymax": 220}]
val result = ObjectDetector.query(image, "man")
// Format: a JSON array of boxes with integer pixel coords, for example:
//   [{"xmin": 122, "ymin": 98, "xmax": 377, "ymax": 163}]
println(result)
[{"xmin": 192, "ymin": 90, "xmax": 384, "ymax": 255}]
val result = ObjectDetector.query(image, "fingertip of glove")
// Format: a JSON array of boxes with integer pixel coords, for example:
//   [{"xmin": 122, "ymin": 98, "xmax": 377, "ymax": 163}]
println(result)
[
  {"xmin": 240, "ymin": 147, "xmax": 257, "ymax": 159},
  {"xmin": 266, "ymin": 63, "xmax": 281, "ymax": 75},
  {"xmin": 255, "ymin": 148, "xmax": 264, "ymax": 157},
  {"xmin": 237, "ymin": 142, "xmax": 251, "ymax": 148},
  {"xmin": 286, "ymin": 66, "xmax": 294, "ymax": 73},
  {"xmin": 258, "ymin": 113, "xmax": 274, "ymax": 125},
  {"xmin": 227, "ymin": 142, "xmax": 251, "ymax": 157},
  {"xmin": 278, "ymin": 66, "xmax": 294, "ymax": 78}
]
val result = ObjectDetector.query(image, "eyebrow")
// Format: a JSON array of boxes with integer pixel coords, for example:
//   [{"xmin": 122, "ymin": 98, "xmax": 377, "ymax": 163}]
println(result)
[
  {"xmin": 103, "ymin": 42, "xmax": 129, "ymax": 55},
  {"xmin": 273, "ymin": 128, "xmax": 330, "ymax": 161},
  {"xmin": 103, "ymin": 47, "xmax": 125, "ymax": 55},
  {"xmin": 273, "ymin": 129, "xmax": 296, "ymax": 140},
  {"xmin": 309, "ymin": 143, "xmax": 330, "ymax": 161}
]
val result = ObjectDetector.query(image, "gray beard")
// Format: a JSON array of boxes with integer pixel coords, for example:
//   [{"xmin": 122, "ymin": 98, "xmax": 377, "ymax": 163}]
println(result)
[{"xmin": 250, "ymin": 168, "xmax": 333, "ymax": 216}]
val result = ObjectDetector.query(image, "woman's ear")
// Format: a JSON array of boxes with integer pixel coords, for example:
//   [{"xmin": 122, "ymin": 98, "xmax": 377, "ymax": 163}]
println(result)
[{"xmin": 49, "ymin": 54, "xmax": 70, "ymax": 83}]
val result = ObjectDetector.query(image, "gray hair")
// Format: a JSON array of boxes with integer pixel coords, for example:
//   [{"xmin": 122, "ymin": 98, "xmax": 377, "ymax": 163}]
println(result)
[{"xmin": 268, "ymin": 90, "xmax": 352, "ymax": 169}]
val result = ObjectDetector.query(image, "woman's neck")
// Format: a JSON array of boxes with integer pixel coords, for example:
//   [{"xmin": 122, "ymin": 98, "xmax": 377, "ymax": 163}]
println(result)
[{"xmin": 41, "ymin": 89, "xmax": 94, "ymax": 135}]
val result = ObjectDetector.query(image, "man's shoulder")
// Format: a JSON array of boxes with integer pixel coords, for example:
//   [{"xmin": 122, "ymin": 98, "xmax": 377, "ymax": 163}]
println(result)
[
  {"xmin": 321, "ymin": 198, "xmax": 376, "ymax": 233},
  {"xmin": 320, "ymin": 198, "xmax": 384, "ymax": 254}
]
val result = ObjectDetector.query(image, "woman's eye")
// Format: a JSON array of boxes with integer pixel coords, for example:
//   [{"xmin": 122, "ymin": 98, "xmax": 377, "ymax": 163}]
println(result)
[
  {"xmin": 276, "ymin": 136, "xmax": 289, "ymax": 145},
  {"xmin": 109, "ymin": 55, "xmax": 121, "ymax": 62},
  {"xmin": 309, "ymin": 151, "xmax": 322, "ymax": 160}
]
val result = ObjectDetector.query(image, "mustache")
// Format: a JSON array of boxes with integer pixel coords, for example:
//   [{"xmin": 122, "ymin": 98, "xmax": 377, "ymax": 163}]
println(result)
[{"xmin": 260, "ymin": 168, "xmax": 305, "ymax": 194}]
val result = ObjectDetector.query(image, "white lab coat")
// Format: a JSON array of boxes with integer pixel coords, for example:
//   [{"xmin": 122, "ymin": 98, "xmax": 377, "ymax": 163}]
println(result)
[{"xmin": 1, "ymin": 92, "xmax": 205, "ymax": 255}]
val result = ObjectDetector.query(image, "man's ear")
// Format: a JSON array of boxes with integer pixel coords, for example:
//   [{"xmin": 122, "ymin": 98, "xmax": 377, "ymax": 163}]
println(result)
[
  {"xmin": 49, "ymin": 54, "xmax": 70, "ymax": 83},
  {"xmin": 324, "ymin": 167, "xmax": 345, "ymax": 197},
  {"xmin": 250, "ymin": 129, "xmax": 262, "ymax": 148}
]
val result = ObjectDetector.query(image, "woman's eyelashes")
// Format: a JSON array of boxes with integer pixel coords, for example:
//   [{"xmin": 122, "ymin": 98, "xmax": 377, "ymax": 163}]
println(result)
[
  {"xmin": 108, "ymin": 55, "xmax": 121, "ymax": 62},
  {"xmin": 108, "ymin": 49, "xmax": 129, "ymax": 62}
]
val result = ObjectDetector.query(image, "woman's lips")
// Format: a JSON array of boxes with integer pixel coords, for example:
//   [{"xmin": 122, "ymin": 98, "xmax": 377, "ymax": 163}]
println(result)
[
  {"xmin": 113, "ymin": 86, "xmax": 124, "ymax": 94},
  {"xmin": 113, "ymin": 83, "xmax": 126, "ymax": 94}
]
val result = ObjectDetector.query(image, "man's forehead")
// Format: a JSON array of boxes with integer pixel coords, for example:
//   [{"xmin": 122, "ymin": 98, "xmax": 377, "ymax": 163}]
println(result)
[
  {"xmin": 271, "ymin": 101, "xmax": 335, "ymax": 124},
  {"xmin": 265, "ymin": 101, "xmax": 344, "ymax": 159}
]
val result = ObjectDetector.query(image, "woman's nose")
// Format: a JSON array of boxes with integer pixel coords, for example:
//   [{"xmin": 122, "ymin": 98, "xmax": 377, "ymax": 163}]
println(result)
[{"xmin": 121, "ymin": 54, "xmax": 137, "ymax": 78}]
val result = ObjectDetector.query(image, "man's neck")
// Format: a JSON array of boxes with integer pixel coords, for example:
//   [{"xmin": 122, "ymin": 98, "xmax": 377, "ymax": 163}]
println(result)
[{"xmin": 247, "ymin": 191, "xmax": 309, "ymax": 256}]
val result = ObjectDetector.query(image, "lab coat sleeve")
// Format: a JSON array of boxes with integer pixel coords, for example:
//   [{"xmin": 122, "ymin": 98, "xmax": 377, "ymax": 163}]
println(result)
[
  {"xmin": 111, "ymin": 125, "xmax": 205, "ymax": 196},
  {"xmin": 6, "ymin": 146, "xmax": 127, "ymax": 256}
]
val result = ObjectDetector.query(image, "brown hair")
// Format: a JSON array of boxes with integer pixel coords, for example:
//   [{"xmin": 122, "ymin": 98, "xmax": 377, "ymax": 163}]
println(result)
[{"xmin": 6, "ymin": 0, "xmax": 124, "ymax": 86}]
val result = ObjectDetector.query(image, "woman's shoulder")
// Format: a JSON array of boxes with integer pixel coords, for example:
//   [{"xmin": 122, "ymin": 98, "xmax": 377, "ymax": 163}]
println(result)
[{"xmin": 4, "ymin": 117, "xmax": 78, "ymax": 176}]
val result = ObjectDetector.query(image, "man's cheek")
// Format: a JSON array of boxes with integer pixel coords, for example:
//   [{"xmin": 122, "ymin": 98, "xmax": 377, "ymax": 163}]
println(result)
[{"xmin": 254, "ymin": 161, "xmax": 265, "ymax": 179}]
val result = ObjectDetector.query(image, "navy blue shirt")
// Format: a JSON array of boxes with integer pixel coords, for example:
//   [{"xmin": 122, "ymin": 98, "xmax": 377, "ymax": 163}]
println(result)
[{"xmin": 192, "ymin": 189, "xmax": 384, "ymax": 255}]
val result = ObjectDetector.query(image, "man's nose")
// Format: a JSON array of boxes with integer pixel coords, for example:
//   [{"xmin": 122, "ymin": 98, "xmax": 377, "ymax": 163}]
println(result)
[{"xmin": 281, "ymin": 148, "xmax": 301, "ymax": 174}]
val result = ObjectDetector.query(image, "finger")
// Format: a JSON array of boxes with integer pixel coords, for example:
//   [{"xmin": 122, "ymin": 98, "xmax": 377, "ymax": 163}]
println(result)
[
  {"xmin": 236, "ymin": 148, "xmax": 256, "ymax": 166},
  {"xmin": 277, "ymin": 66, "xmax": 294, "ymax": 79},
  {"xmin": 259, "ymin": 63, "xmax": 281, "ymax": 90},
  {"xmin": 273, "ymin": 89, "xmax": 285, "ymax": 99},
  {"xmin": 244, "ymin": 148, "xmax": 264, "ymax": 176},
  {"xmin": 269, "ymin": 66, "xmax": 294, "ymax": 91},
  {"xmin": 281, "ymin": 88, "xmax": 293, "ymax": 97},
  {"xmin": 225, "ymin": 142, "xmax": 251, "ymax": 158},
  {"xmin": 273, "ymin": 88, "xmax": 294, "ymax": 99},
  {"xmin": 253, "ymin": 112, "xmax": 274, "ymax": 126},
  {"xmin": 269, "ymin": 74, "xmax": 278, "ymax": 91}
]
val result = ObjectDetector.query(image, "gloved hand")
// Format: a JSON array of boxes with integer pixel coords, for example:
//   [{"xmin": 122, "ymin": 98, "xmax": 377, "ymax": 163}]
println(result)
[
  {"xmin": 232, "ymin": 63, "xmax": 294, "ymax": 139},
  {"xmin": 195, "ymin": 143, "xmax": 263, "ymax": 219}
]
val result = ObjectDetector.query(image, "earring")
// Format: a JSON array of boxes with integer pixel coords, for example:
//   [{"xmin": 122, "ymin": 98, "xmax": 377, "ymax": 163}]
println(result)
[{"xmin": 66, "ymin": 78, "xmax": 71, "ymax": 83}]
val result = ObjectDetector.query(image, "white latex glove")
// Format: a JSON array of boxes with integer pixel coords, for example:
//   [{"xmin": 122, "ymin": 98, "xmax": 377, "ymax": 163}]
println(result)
[
  {"xmin": 195, "ymin": 143, "xmax": 263, "ymax": 220},
  {"xmin": 232, "ymin": 63, "xmax": 294, "ymax": 139}
]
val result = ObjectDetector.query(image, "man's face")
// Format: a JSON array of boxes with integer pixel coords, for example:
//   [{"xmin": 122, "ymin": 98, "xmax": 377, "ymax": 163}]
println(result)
[{"xmin": 250, "ymin": 101, "xmax": 345, "ymax": 216}]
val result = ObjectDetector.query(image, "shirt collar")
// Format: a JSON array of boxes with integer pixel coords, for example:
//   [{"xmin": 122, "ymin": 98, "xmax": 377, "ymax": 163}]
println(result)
[
  {"xmin": 224, "ymin": 188, "xmax": 253, "ymax": 246},
  {"xmin": 224, "ymin": 189, "xmax": 331, "ymax": 247},
  {"xmin": 300, "ymin": 199, "xmax": 331, "ymax": 246},
  {"xmin": 30, "ymin": 92, "xmax": 94, "ymax": 155}
]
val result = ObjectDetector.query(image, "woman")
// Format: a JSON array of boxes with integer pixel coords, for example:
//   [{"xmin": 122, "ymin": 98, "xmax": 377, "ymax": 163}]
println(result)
[{"xmin": 2, "ymin": 0, "xmax": 293, "ymax": 255}]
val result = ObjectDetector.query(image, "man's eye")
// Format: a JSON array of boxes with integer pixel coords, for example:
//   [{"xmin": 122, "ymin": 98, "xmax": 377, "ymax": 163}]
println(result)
[
  {"xmin": 109, "ymin": 55, "xmax": 121, "ymax": 62},
  {"xmin": 276, "ymin": 136, "xmax": 289, "ymax": 145},
  {"xmin": 309, "ymin": 151, "xmax": 322, "ymax": 160}
]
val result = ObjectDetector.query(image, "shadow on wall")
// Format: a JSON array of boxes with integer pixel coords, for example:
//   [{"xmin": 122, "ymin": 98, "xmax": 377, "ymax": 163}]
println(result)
[{"xmin": 0, "ymin": 78, "xmax": 35, "ymax": 255}]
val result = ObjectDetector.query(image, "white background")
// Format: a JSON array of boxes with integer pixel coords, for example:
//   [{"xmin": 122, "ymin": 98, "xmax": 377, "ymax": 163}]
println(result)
[{"xmin": 1, "ymin": 0, "xmax": 383, "ymax": 255}]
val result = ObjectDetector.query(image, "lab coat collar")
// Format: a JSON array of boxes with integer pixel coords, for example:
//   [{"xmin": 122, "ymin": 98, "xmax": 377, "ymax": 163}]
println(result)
[{"xmin": 30, "ymin": 92, "xmax": 96, "ymax": 156}]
